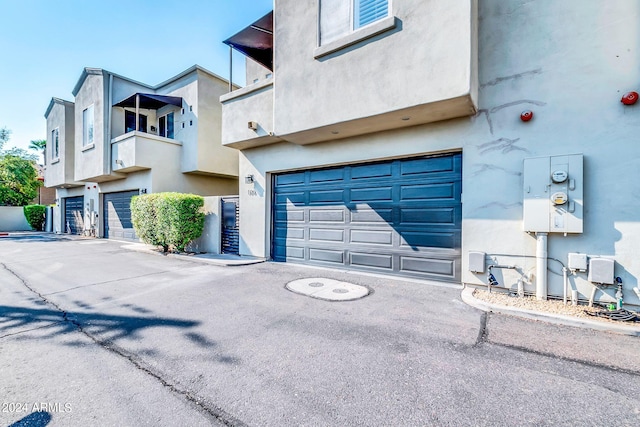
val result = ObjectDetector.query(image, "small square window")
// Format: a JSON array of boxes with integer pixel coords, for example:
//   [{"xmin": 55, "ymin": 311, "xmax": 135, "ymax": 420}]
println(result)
[{"xmin": 189, "ymin": 120, "xmax": 193, "ymax": 126}]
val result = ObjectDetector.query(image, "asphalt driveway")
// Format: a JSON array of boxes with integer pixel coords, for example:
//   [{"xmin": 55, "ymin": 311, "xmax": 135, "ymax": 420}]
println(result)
[{"xmin": 1, "ymin": 233, "xmax": 639, "ymax": 426}]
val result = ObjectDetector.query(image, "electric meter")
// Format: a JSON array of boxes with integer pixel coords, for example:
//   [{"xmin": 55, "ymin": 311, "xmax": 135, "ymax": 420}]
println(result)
[
  {"xmin": 551, "ymin": 191, "xmax": 568, "ymax": 205},
  {"xmin": 551, "ymin": 170, "xmax": 568, "ymax": 183}
]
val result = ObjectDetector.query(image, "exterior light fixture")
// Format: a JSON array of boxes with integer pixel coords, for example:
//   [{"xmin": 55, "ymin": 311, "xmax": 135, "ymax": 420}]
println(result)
[
  {"xmin": 520, "ymin": 110, "xmax": 534, "ymax": 122},
  {"xmin": 115, "ymin": 159, "xmax": 124, "ymax": 166},
  {"xmin": 621, "ymin": 91, "xmax": 639, "ymax": 105},
  {"xmin": 248, "ymin": 121, "xmax": 258, "ymax": 130},
  {"xmin": 245, "ymin": 174, "xmax": 254, "ymax": 184},
  {"xmin": 401, "ymin": 116, "xmax": 411, "ymax": 121},
  {"xmin": 331, "ymin": 130, "xmax": 339, "ymax": 135}
]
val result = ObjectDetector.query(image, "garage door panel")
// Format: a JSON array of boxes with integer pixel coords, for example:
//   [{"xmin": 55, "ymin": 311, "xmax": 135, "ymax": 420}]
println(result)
[
  {"xmin": 274, "ymin": 245, "xmax": 305, "ymax": 259},
  {"xmin": 400, "ymin": 208, "xmax": 457, "ymax": 225},
  {"xmin": 309, "ymin": 248, "xmax": 344, "ymax": 263},
  {"xmin": 309, "ymin": 209, "xmax": 344, "ymax": 222},
  {"xmin": 309, "ymin": 228, "xmax": 344, "ymax": 242},
  {"xmin": 350, "ymin": 208, "xmax": 393, "ymax": 223},
  {"xmin": 275, "ymin": 192, "xmax": 305, "ymax": 205},
  {"xmin": 351, "ymin": 163, "xmax": 393, "ymax": 180},
  {"xmin": 350, "ymin": 229, "xmax": 393, "ymax": 245},
  {"xmin": 350, "ymin": 187, "xmax": 393, "ymax": 202},
  {"xmin": 400, "ymin": 155, "xmax": 458, "ymax": 177},
  {"xmin": 309, "ymin": 189, "xmax": 344, "ymax": 203},
  {"xmin": 399, "ymin": 231, "xmax": 460, "ymax": 250},
  {"xmin": 275, "ymin": 172, "xmax": 305, "ymax": 186},
  {"xmin": 400, "ymin": 183, "xmax": 457, "ymax": 200},
  {"xmin": 310, "ymin": 168, "xmax": 344, "ymax": 183},
  {"xmin": 350, "ymin": 252, "xmax": 393, "ymax": 269},
  {"xmin": 273, "ymin": 153, "xmax": 462, "ymax": 282},
  {"xmin": 400, "ymin": 256, "xmax": 456, "ymax": 277}
]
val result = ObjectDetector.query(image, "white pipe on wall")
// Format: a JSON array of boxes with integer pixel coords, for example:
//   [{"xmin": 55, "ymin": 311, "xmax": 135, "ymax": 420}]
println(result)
[{"xmin": 536, "ymin": 232, "xmax": 548, "ymax": 300}]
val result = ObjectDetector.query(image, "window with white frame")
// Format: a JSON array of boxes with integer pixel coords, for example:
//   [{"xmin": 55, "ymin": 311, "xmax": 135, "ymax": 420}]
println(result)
[
  {"xmin": 51, "ymin": 128, "xmax": 59, "ymax": 159},
  {"xmin": 82, "ymin": 105, "xmax": 94, "ymax": 146},
  {"xmin": 320, "ymin": 0, "xmax": 390, "ymax": 45},
  {"xmin": 355, "ymin": 0, "xmax": 389, "ymax": 28}
]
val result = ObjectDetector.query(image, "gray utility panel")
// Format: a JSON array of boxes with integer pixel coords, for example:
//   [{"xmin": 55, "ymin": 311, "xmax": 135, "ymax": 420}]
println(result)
[
  {"xmin": 272, "ymin": 153, "xmax": 462, "ymax": 281},
  {"xmin": 64, "ymin": 196, "xmax": 84, "ymax": 235},
  {"xmin": 103, "ymin": 190, "xmax": 139, "ymax": 241}
]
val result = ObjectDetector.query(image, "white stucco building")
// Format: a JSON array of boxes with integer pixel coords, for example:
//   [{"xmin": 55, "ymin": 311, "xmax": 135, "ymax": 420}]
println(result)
[
  {"xmin": 220, "ymin": 0, "xmax": 640, "ymax": 309},
  {"xmin": 45, "ymin": 65, "xmax": 239, "ymax": 240}
]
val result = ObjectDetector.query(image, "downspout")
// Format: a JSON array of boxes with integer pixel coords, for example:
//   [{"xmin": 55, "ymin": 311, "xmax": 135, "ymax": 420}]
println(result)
[{"xmin": 535, "ymin": 232, "xmax": 548, "ymax": 300}]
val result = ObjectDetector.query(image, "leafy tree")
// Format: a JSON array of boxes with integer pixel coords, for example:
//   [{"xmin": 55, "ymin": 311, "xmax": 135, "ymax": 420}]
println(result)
[
  {"xmin": 0, "ymin": 154, "xmax": 41, "ymax": 206},
  {"xmin": 0, "ymin": 127, "xmax": 10, "ymax": 150},
  {"xmin": 0, "ymin": 127, "xmax": 42, "ymax": 206}
]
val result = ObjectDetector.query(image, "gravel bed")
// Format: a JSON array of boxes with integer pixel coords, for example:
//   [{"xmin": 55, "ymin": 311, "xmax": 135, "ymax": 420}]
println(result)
[{"xmin": 472, "ymin": 289, "xmax": 637, "ymax": 324}]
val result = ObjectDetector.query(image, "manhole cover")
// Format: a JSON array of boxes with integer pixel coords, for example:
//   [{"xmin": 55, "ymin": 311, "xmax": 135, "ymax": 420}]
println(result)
[
  {"xmin": 308, "ymin": 282, "xmax": 325, "ymax": 288},
  {"xmin": 333, "ymin": 288, "xmax": 349, "ymax": 294}
]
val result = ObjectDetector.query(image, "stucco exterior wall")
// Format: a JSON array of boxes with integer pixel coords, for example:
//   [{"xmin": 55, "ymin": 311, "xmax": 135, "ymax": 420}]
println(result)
[
  {"xmin": 45, "ymin": 100, "xmax": 77, "ymax": 187},
  {"xmin": 237, "ymin": 0, "xmax": 640, "ymax": 308},
  {"xmin": 273, "ymin": 0, "xmax": 476, "ymax": 135},
  {"xmin": 194, "ymin": 70, "xmax": 239, "ymax": 177},
  {"xmin": 74, "ymin": 72, "xmax": 107, "ymax": 182}
]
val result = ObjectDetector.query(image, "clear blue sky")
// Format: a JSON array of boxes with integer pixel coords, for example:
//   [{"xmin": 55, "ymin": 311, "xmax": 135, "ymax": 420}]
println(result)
[{"xmin": 0, "ymin": 0, "xmax": 273, "ymax": 158}]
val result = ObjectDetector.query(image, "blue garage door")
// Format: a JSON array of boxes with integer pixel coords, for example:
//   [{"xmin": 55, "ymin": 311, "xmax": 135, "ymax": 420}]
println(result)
[
  {"xmin": 103, "ymin": 190, "xmax": 139, "ymax": 241},
  {"xmin": 273, "ymin": 153, "xmax": 462, "ymax": 282}
]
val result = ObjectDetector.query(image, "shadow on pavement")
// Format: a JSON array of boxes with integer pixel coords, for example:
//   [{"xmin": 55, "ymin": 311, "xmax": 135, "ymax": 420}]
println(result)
[{"xmin": 0, "ymin": 305, "xmax": 200, "ymax": 342}]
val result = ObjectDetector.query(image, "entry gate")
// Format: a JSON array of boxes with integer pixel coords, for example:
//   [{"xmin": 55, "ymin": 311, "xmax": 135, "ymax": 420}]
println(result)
[{"xmin": 221, "ymin": 197, "xmax": 240, "ymax": 254}]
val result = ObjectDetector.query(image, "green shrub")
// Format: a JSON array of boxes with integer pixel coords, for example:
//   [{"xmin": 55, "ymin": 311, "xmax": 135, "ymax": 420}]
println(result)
[
  {"xmin": 131, "ymin": 194, "xmax": 162, "ymax": 248},
  {"xmin": 131, "ymin": 192, "xmax": 204, "ymax": 252},
  {"xmin": 24, "ymin": 204, "xmax": 46, "ymax": 231}
]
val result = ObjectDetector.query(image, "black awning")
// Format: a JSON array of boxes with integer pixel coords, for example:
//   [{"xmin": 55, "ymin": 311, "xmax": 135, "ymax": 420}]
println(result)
[
  {"xmin": 223, "ymin": 11, "xmax": 273, "ymax": 71},
  {"xmin": 113, "ymin": 93, "xmax": 183, "ymax": 109}
]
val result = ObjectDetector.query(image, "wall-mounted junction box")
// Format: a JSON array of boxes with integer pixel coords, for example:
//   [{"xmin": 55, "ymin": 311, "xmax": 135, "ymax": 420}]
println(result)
[
  {"xmin": 567, "ymin": 253, "xmax": 588, "ymax": 272},
  {"xmin": 468, "ymin": 251, "xmax": 486, "ymax": 273},
  {"xmin": 523, "ymin": 154, "xmax": 583, "ymax": 233},
  {"xmin": 588, "ymin": 258, "xmax": 614, "ymax": 284}
]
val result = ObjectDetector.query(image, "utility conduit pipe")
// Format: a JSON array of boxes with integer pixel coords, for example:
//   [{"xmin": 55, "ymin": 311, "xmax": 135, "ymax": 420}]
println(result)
[{"xmin": 536, "ymin": 232, "xmax": 548, "ymax": 300}]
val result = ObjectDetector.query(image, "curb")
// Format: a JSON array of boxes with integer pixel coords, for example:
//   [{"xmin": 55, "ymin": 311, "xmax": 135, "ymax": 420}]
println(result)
[
  {"xmin": 461, "ymin": 287, "xmax": 640, "ymax": 337},
  {"xmin": 120, "ymin": 243, "xmax": 266, "ymax": 266}
]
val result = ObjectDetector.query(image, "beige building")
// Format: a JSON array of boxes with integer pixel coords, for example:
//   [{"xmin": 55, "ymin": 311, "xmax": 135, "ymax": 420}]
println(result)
[
  {"xmin": 221, "ymin": 0, "xmax": 640, "ymax": 309},
  {"xmin": 44, "ymin": 65, "xmax": 238, "ymax": 240}
]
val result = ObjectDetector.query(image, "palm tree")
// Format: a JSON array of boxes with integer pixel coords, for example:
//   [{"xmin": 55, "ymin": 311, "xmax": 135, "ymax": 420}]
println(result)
[
  {"xmin": 29, "ymin": 139, "xmax": 47, "ymax": 165},
  {"xmin": 29, "ymin": 139, "xmax": 46, "ymax": 151}
]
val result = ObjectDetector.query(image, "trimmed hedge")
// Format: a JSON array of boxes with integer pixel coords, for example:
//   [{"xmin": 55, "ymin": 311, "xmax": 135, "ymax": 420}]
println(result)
[
  {"xmin": 24, "ymin": 204, "xmax": 46, "ymax": 231},
  {"xmin": 131, "ymin": 192, "xmax": 204, "ymax": 252}
]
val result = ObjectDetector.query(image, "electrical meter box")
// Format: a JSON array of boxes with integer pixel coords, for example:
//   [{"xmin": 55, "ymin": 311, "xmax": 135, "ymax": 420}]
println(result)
[{"xmin": 523, "ymin": 154, "xmax": 583, "ymax": 233}]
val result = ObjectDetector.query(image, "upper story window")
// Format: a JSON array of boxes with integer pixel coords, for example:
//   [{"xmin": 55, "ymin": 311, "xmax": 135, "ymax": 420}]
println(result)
[
  {"xmin": 51, "ymin": 128, "xmax": 59, "ymax": 159},
  {"xmin": 320, "ymin": 0, "xmax": 390, "ymax": 45},
  {"xmin": 355, "ymin": 0, "xmax": 389, "ymax": 28},
  {"xmin": 82, "ymin": 105, "xmax": 94, "ymax": 146},
  {"xmin": 125, "ymin": 110, "xmax": 147, "ymax": 133},
  {"xmin": 158, "ymin": 112, "xmax": 174, "ymax": 139}
]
